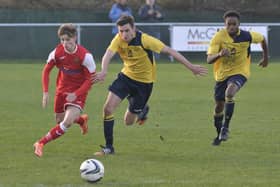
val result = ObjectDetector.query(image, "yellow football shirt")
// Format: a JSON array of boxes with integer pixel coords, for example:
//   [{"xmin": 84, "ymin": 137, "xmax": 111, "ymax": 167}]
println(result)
[
  {"xmin": 108, "ymin": 31, "xmax": 165, "ymax": 83},
  {"xmin": 207, "ymin": 28, "xmax": 264, "ymax": 81}
]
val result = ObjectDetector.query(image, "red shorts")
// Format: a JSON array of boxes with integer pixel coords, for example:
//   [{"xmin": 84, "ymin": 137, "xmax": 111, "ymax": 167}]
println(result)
[{"xmin": 54, "ymin": 92, "xmax": 88, "ymax": 113}]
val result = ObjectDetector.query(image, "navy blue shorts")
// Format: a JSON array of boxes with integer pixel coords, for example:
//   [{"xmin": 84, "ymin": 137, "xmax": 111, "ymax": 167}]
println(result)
[
  {"xmin": 109, "ymin": 73, "xmax": 153, "ymax": 114},
  {"xmin": 214, "ymin": 74, "xmax": 247, "ymax": 101}
]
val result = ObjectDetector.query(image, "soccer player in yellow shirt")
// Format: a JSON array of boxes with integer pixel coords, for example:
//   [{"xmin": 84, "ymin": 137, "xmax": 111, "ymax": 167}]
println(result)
[
  {"xmin": 207, "ymin": 10, "xmax": 268, "ymax": 146},
  {"xmin": 93, "ymin": 15, "xmax": 208, "ymax": 155}
]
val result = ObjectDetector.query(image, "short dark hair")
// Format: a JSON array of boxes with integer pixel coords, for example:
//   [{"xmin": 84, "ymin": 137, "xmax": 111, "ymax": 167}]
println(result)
[
  {"xmin": 57, "ymin": 23, "xmax": 77, "ymax": 38},
  {"xmin": 223, "ymin": 10, "xmax": 240, "ymax": 20},
  {"xmin": 116, "ymin": 15, "xmax": 135, "ymax": 27}
]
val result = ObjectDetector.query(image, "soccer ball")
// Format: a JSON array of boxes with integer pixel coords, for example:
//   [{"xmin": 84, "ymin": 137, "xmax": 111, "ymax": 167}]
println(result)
[{"xmin": 80, "ymin": 159, "xmax": 104, "ymax": 182}]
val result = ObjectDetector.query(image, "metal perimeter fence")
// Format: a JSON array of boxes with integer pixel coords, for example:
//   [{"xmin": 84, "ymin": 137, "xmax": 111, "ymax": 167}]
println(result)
[{"xmin": 0, "ymin": 22, "xmax": 279, "ymax": 62}]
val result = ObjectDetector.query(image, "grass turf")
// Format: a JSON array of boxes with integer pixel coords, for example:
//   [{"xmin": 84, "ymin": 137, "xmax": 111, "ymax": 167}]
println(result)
[{"xmin": 0, "ymin": 61, "xmax": 279, "ymax": 187}]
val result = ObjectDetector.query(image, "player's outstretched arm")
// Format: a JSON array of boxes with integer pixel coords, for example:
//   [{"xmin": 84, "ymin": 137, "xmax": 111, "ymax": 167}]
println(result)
[
  {"xmin": 258, "ymin": 38, "xmax": 269, "ymax": 67},
  {"xmin": 41, "ymin": 62, "xmax": 55, "ymax": 108},
  {"xmin": 161, "ymin": 46, "xmax": 208, "ymax": 76},
  {"xmin": 92, "ymin": 49, "xmax": 115, "ymax": 83}
]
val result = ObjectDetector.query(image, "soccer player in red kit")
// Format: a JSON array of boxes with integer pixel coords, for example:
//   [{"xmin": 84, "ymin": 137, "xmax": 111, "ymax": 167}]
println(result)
[{"xmin": 33, "ymin": 23, "xmax": 96, "ymax": 157}]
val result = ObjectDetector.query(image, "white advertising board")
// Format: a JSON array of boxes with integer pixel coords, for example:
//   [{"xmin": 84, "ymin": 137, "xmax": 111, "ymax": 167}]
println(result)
[{"xmin": 171, "ymin": 26, "xmax": 268, "ymax": 52}]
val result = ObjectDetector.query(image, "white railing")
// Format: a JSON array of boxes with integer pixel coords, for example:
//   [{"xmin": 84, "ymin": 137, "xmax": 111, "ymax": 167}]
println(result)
[
  {"xmin": 0, "ymin": 22, "xmax": 279, "ymax": 59},
  {"xmin": 0, "ymin": 22, "xmax": 278, "ymax": 44}
]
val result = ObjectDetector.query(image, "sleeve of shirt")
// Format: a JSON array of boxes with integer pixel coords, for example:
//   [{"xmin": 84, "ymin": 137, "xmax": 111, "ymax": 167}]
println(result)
[
  {"xmin": 141, "ymin": 33, "xmax": 165, "ymax": 53},
  {"xmin": 250, "ymin": 31, "xmax": 264, "ymax": 43},
  {"xmin": 107, "ymin": 35, "xmax": 120, "ymax": 52},
  {"xmin": 82, "ymin": 53, "xmax": 96, "ymax": 73},
  {"xmin": 42, "ymin": 49, "xmax": 56, "ymax": 92},
  {"xmin": 74, "ymin": 53, "xmax": 96, "ymax": 96},
  {"xmin": 207, "ymin": 33, "xmax": 221, "ymax": 55},
  {"xmin": 46, "ymin": 49, "xmax": 56, "ymax": 63}
]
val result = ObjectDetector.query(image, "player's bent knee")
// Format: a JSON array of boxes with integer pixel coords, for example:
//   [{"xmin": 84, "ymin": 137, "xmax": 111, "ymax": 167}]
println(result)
[
  {"xmin": 103, "ymin": 106, "xmax": 114, "ymax": 116},
  {"xmin": 225, "ymin": 93, "xmax": 235, "ymax": 99}
]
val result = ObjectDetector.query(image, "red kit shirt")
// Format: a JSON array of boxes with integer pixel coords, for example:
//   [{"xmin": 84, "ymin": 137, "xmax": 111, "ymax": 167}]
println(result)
[{"xmin": 42, "ymin": 44, "xmax": 96, "ymax": 96}]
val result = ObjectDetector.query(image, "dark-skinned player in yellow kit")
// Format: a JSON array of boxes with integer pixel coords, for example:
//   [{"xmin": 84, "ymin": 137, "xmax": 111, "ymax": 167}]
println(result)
[{"xmin": 207, "ymin": 10, "xmax": 268, "ymax": 146}]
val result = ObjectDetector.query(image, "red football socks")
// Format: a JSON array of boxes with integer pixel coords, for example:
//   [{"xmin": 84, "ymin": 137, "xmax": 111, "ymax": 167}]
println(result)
[{"xmin": 39, "ymin": 124, "xmax": 65, "ymax": 145}]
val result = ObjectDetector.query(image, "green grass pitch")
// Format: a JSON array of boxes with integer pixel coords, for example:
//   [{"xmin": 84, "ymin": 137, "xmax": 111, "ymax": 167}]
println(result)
[{"xmin": 0, "ymin": 61, "xmax": 279, "ymax": 187}]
